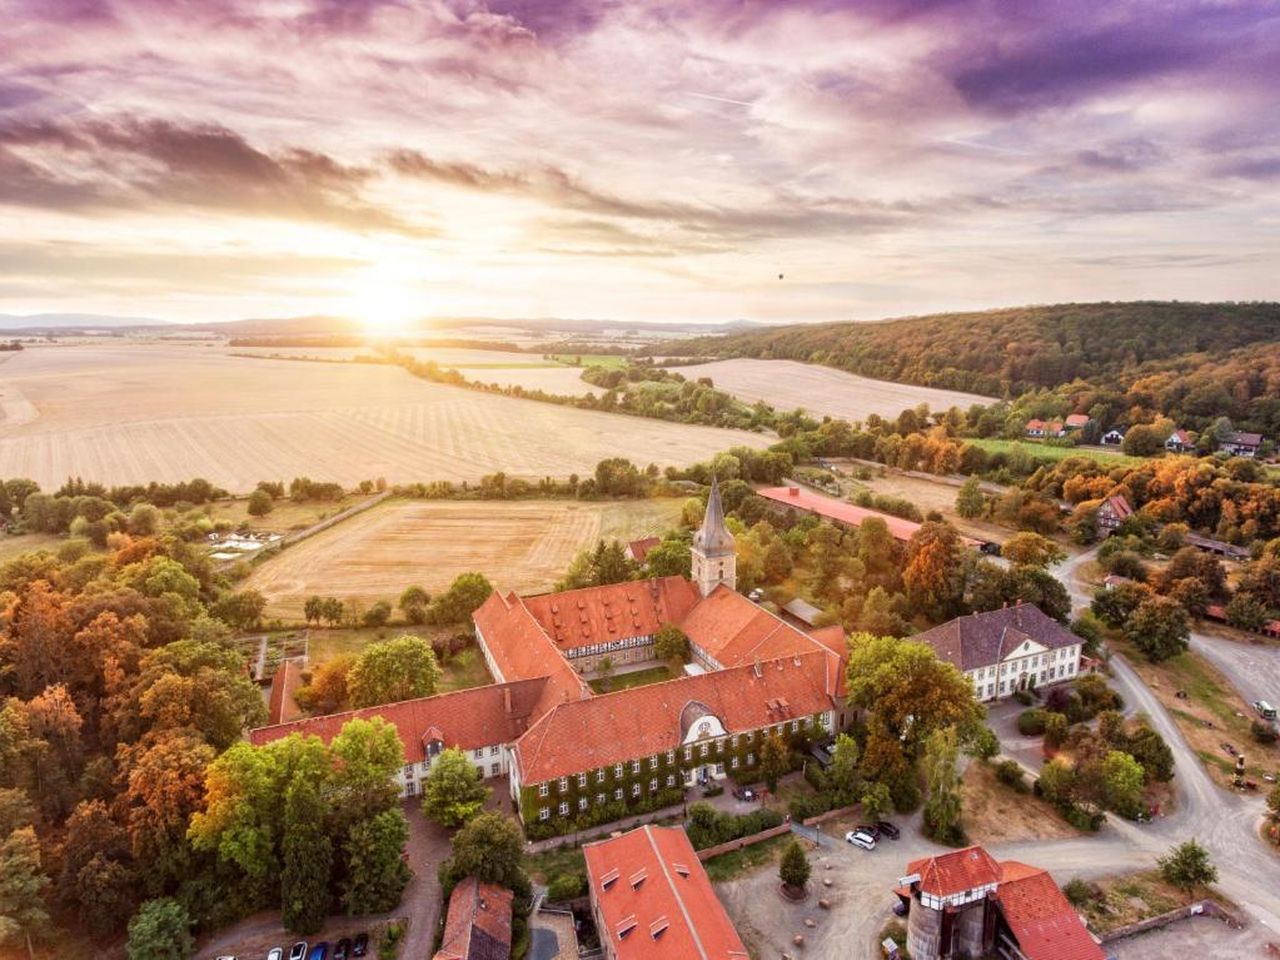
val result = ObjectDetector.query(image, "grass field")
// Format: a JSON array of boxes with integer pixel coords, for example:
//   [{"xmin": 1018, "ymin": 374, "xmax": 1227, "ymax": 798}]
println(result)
[
  {"xmin": 550, "ymin": 353, "xmax": 629, "ymax": 369},
  {"xmin": 304, "ymin": 626, "xmax": 495, "ymax": 687},
  {"xmin": 674, "ymin": 357, "xmax": 994, "ymax": 421},
  {"xmin": 960, "ymin": 762, "xmax": 1080, "ymax": 844},
  {"xmin": 246, "ymin": 496, "xmax": 686, "ymax": 621},
  {"xmin": 199, "ymin": 493, "xmax": 379, "ymax": 534},
  {"xmin": 0, "ymin": 343, "xmax": 769, "ymax": 491},
  {"xmin": 0, "ymin": 531, "xmax": 66, "ymax": 563},
  {"xmin": 589, "ymin": 664, "xmax": 675, "ymax": 693},
  {"xmin": 968, "ymin": 438, "xmax": 1146, "ymax": 466}
]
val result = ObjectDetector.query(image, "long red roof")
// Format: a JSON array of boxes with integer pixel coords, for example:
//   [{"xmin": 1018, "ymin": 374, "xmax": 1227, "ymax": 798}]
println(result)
[
  {"xmin": 584, "ymin": 825, "xmax": 749, "ymax": 960},
  {"xmin": 997, "ymin": 861, "xmax": 1105, "ymax": 960},
  {"xmin": 757, "ymin": 485, "xmax": 979, "ymax": 547}
]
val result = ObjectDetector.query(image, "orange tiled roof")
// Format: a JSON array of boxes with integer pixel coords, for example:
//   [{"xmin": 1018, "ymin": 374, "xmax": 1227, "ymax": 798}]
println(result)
[
  {"xmin": 433, "ymin": 876, "xmax": 513, "ymax": 960},
  {"xmin": 906, "ymin": 845, "xmax": 1002, "ymax": 898},
  {"xmin": 267, "ymin": 659, "xmax": 305, "ymax": 726},
  {"xmin": 520, "ymin": 576, "xmax": 700, "ymax": 652},
  {"xmin": 627, "ymin": 537, "xmax": 662, "ymax": 563},
  {"xmin": 997, "ymin": 862, "xmax": 1104, "ymax": 960},
  {"xmin": 757, "ymin": 486, "xmax": 980, "ymax": 547},
  {"xmin": 513, "ymin": 652, "xmax": 835, "ymax": 785},
  {"xmin": 248, "ymin": 677, "xmax": 549, "ymax": 764},
  {"xmin": 473, "ymin": 590, "xmax": 590, "ymax": 714},
  {"xmin": 584, "ymin": 825, "xmax": 748, "ymax": 960}
]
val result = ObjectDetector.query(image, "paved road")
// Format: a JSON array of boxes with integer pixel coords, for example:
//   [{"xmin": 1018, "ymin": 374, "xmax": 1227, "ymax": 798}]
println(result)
[{"xmin": 1192, "ymin": 631, "xmax": 1280, "ymax": 715}]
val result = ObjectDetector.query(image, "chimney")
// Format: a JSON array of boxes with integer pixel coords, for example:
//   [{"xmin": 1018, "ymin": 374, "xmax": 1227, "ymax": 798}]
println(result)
[{"xmin": 753, "ymin": 660, "xmax": 763, "ymax": 679}]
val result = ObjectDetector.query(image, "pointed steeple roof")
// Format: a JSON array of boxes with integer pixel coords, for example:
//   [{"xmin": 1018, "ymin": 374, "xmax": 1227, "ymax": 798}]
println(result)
[{"xmin": 693, "ymin": 475, "xmax": 735, "ymax": 556}]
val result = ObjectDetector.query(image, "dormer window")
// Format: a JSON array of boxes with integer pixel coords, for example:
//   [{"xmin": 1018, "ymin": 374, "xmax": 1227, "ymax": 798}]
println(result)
[
  {"xmin": 601, "ymin": 868, "xmax": 620, "ymax": 890},
  {"xmin": 617, "ymin": 916, "xmax": 638, "ymax": 939},
  {"xmin": 629, "ymin": 868, "xmax": 647, "ymax": 889},
  {"xmin": 650, "ymin": 917, "xmax": 670, "ymax": 939}
]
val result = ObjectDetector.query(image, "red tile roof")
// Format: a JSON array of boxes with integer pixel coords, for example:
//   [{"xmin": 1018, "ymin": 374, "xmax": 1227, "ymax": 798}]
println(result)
[
  {"xmin": 248, "ymin": 677, "xmax": 549, "ymax": 764},
  {"xmin": 1100, "ymin": 495, "xmax": 1132, "ymax": 520},
  {"xmin": 473, "ymin": 590, "xmax": 590, "ymax": 714},
  {"xmin": 906, "ymin": 845, "xmax": 1002, "ymax": 898},
  {"xmin": 627, "ymin": 537, "xmax": 662, "ymax": 563},
  {"xmin": 912, "ymin": 604, "xmax": 1080, "ymax": 673},
  {"xmin": 513, "ymin": 652, "xmax": 835, "ymax": 785},
  {"xmin": 1065, "ymin": 414, "xmax": 1091, "ymax": 427},
  {"xmin": 267, "ymin": 659, "xmax": 304, "ymax": 726},
  {"xmin": 520, "ymin": 576, "xmax": 700, "ymax": 653},
  {"xmin": 1025, "ymin": 419, "xmax": 1046, "ymax": 431},
  {"xmin": 997, "ymin": 862, "xmax": 1104, "ymax": 960},
  {"xmin": 584, "ymin": 825, "xmax": 748, "ymax": 960},
  {"xmin": 433, "ymin": 876, "xmax": 514, "ymax": 960},
  {"xmin": 758, "ymin": 486, "xmax": 922, "ymax": 544}
]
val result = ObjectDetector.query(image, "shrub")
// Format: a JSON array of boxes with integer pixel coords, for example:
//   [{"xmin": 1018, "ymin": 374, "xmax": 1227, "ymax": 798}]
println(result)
[
  {"xmin": 1063, "ymin": 877, "xmax": 1094, "ymax": 908},
  {"xmin": 702, "ymin": 784, "xmax": 725, "ymax": 798},
  {"xmin": 995, "ymin": 760, "xmax": 1027, "ymax": 793},
  {"xmin": 1017, "ymin": 708, "xmax": 1049, "ymax": 736},
  {"xmin": 1252, "ymin": 720, "xmax": 1279, "ymax": 745},
  {"xmin": 1013, "ymin": 689, "xmax": 1035, "ymax": 707},
  {"xmin": 547, "ymin": 873, "xmax": 585, "ymax": 902},
  {"xmin": 789, "ymin": 792, "xmax": 837, "ymax": 821}
]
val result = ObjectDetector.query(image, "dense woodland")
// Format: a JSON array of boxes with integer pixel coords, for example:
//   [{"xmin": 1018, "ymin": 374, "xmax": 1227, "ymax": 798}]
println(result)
[{"xmin": 675, "ymin": 301, "xmax": 1280, "ymax": 437}]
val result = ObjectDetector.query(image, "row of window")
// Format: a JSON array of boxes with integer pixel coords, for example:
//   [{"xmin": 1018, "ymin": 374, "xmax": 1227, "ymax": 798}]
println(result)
[
  {"xmin": 969, "ymin": 647, "xmax": 1078, "ymax": 681},
  {"xmin": 564, "ymin": 635, "xmax": 653, "ymax": 658},
  {"xmin": 405, "ymin": 760, "xmax": 501, "ymax": 780},
  {"xmin": 536, "ymin": 759, "xmax": 750, "ymax": 821},
  {"xmin": 979, "ymin": 662, "xmax": 1077, "ymax": 699}
]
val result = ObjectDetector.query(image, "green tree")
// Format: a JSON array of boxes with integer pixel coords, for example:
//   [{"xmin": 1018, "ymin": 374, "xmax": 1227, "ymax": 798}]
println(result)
[
  {"xmin": 1043, "ymin": 712, "xmax": 1069, "ymax": 751},
  {"xmin": 445, "ymin": 813, "xmax": 530, "ymax": 897},
  {"xmin": 125, "ymin": 898, "xmax": 193, "ymax": 960},
  {"xmin": 0, "ymin": 826, "xmax": 49, "ymax": 960},
  {"xmin": 348, "ymin": 635, "xmax": 442, "ymax": 708},
  {"xmin": 362, "ymin": 601, "xmax": 392, "ymax": 628},
  {"xmin": 209, "ymin": 590, "xmax": 267, "ymax": 631},
  {"xmin": 859, "ymin": 781, "xmax": 893, "ymax": 821},
  {"xmin": 281, "ymin": 777, "xmax": 332, "ymax": 934},
  {"xmin": 427, "ymin": 572, "xmax": 494, "ymax": 624},
  {"xmin": 760, "ymin": 731, "xmax": 790, "ymax": 792},
  {"xmin": 398, "ymin": 586, "xmax": 430, "ymax": 625},
  {"xmin": 644, "ymin": 540, "xmax": 692, "ymax": 578},
  {"xmin": 826, "ymin": 733, "xmax": 861, "ymax": 805},
  {"xmin": 1036, "ymin": 758, "xmax": 1078, "ymax": 808},
  {"xmin": 856, "ymin": 586, "xmax": 904, "ymax": 636},
  {"xmin": 955, "ymin": 476, "xmax": 985, "ymax": 519},
  {"xmin": 922, "ymin": 727, "xmax": 964, "ymax": 845},
  {"xmin": 653, "ymin": 623, "xmax": 690, "ymax": 662},
  {"xmin": 422, "ymin": 748, "xmax": 490, "ymax": 828},
  {"xmin": 1158, "ymin": 839, "xmax": 1217, "ymax": 893},
  {"xmin": 778, "ymin": 839, "xmax": 811, "ymax": 891},
  {"xmin": 1102, "ymin": 750, "xmax": 1145, "ymax": 818},
  {"xmin": 341, "ymin": 807, "xmax": 411, "ymax": 915},
  {"xmin": 1125, "ymin": 596, "xmax": 1190, "ymax": 662},
  {"xmin": 329, "ymin": 718, "xmax": 404, "ymax": 825},
  {"xmin": 247, "ymin": 489, "xmax": 274, "ymax": 517}
]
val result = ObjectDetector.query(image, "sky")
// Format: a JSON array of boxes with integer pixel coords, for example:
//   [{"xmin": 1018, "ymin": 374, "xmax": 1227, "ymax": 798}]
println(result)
[{"xmin": 1, "ymin": 0, "xmax": 1278, "ymax": 327}]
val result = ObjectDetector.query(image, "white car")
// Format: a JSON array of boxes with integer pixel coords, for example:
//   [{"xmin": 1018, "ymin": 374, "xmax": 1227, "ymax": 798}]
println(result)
[
  {"xmin": 845, "ymin": 829, "xmax": 876, "ymax": 850},
  {"xmin": 268, "ymin": 950, "xmax": 284, "ymax": 960}
]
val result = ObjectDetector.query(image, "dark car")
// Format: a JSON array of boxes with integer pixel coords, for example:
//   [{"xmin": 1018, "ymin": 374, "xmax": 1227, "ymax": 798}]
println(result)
[
  {"xmin": 288, "ymin": 944, "xmax": 308, "ymax": 960},
  {"xmin": 980, "ymin": 541, "xmax": 1002, "ymax": 556},
  {"xmin": 350, "ymin": 934, "xmax": 368, "ymax": 958},
  {"xmin": 308, "ymin": 944, "xmax": 329, "ymax": 960},
  {"xmin": 732, "ymin": 786, "xmax": 757, "ymax": 801},
  {"xmin": 856, "ymin": 823, "xmax": 880, "ymax": 841},
  {"xmin": 334, "ymin": 940, "xmax": 351, "ymax": 960},
  {"xmin": 876, "ymin": 820, "xmax": 901, "ymax": 840}
]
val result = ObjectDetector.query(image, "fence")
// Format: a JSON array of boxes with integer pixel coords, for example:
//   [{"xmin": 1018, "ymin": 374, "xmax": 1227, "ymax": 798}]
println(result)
[
  {"xmin": 695, "ymin": 824, "xmax": 792, "ymax": 861},
  {"xmin": 1099, "ymin": 899, "xmax": 1243, "ymax": 943}
]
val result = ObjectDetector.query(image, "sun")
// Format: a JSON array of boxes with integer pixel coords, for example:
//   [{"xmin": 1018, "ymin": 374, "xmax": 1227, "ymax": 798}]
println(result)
[{"xmin": 346, "ymin": 264, "xmax": 421, "ymax": 337}]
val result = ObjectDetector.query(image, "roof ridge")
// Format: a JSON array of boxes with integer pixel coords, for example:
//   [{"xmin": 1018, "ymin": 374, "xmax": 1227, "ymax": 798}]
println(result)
[{"xmin": 645, "ymin": 826, "xmax": 711, "ymax": 960}]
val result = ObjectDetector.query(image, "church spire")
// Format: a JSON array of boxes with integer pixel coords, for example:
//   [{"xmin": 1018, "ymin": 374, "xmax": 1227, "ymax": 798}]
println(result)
[{"xmin": 691, "ymin": 475, "xmax": 736, "ymax": 596}]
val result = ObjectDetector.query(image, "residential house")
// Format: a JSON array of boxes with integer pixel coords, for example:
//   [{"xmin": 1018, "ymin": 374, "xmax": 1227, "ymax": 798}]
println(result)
[
  {"xmin": 1100, "ymin": 428, "xmax": 1125, "ymax": 446},
  {"xmin": 584, "ymin": 825, "xmax": 748, "ymax": 960},
  {"xmin": 1063, "ymin": 414, "xmax": 1091, "ymax": 431},
  {"xmin": 625, "ymin": 537, "xmax": 661, "ymax": 564},
  {"xmin": 912, "ymin": 604, "xmax": 1085, "ymax": 702},
  {"xmin": 1165, "ymin": 428, "xmax": 1194, "ymax": 453},
  {"xmin": 433, "ymin": 877, "xmax": 513, "ymax": 960},
  {"xmin": 1095, "ymin": 494, "xmax": 1132, "ymax": 535},
  {"xmin": 1044, "ymin": 421, "xmax": 1066, "ymax": 438},
  {"xmin": 895, "ymin": 845, "xmax": 1104, "ymax": 960},
  {"xmin": 1024, "ymin": 419, "xmax": 1046, "ymax": 438},
  {"xmin": 1220, "ymin": 430, "xmax": 1263, "ymax": 458}
]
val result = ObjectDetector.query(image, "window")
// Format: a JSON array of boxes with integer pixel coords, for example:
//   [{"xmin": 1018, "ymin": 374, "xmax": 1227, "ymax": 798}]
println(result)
[
  {"xmin": 632, "ymin": 784, "xmax": 641, "ymax": 797},
  {"xmin": 558, "ymin": 802, "xmax": 569, "ymax": 816},
  {"xmin": 699, "ymin": 743, "xmax": 708, "ymax": 758},
  {"xmin": 747, "ymin": 752, "xmax": 755, "ymax": 765},
  {"xmin": 649, "ymin": 778, "xmax": 658, "ymax": 791},
  {"xmin": 791, "ymin": 720, "xmax": 799, "ymax": 733},
  {"xmin": 666, "ymin": 750, "xmax": 675, "ymax": 763},
  {"xmin": 490, "ymin": 763, "xmax": 500, "ymax": 777},
  {"xmin": 578, "ymin": 773, "xmax": 587, "ymax": 788},
  {"xmin": 597, "ymin": 793, "xmax": 606, "ymax": 806},
  {"xmin": 632, "ymin": 760, "xmax": 641, "ymax": 775},
  {"xmin": 474, "ymin": 749, "xmax": 484, "ymax": 759},
  {"xmin": 559, "ymin": 776, "xmax": 568, "ymax": 792},
  {"xmin": 684, "ymin": 746, "xmax": 692, "ymax": 761},
  {"xmin": 539, "ymin": 807, "xmax": 550, "ymax": 821},
  {"xmin": 731, "ymin": 757, "xmax": 739, "ymax": 769},
  {"xmin": 666, "ymin": 775, "xmax": 675, "ymax": 787},
  {"xmin": 578, "ymin": 797, "xmax": 588, "ymax": 811},
  {"xmin": 539, "ymin": 783, "xmax": 549, "ymax": 797},
  {"xmin": 402, "ymin": 765, "xmax": 413, "ymax": 780},
  {"xmin": 596, "ymin": 770, "xmax": 605, "ymax": 784},
  {"xmin": 614, "ymin": 788, "xmax": 623, "ymax": 801},
  {"xmin": 730, "ymin": 735, "xmax": 738, "ymax": 749},
  {"xmin": 649, "ymin": 756, "xmax": 658, "ymax": 770},
  {"xmin": 614, "ymin": 764, "xmax": 623, "ymax": 778},
  {"xmin": 489, "ymin": 746, "xmax": 499, "ymax": 756}
]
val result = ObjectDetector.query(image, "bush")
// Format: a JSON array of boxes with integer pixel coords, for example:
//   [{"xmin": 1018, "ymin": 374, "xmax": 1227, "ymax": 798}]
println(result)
[
  {"xmin": 702, "ymin": 784, "xmax": 724, "ymax": 798},
  {"xmin": 547, "ymin": 873, "xmax": 585, "ymax": 902},
  {"xmin": 1017, "ymin": 708, "xmax": 1049, "ymax": 736},
  {"xmin": 789, "ymin": 791, "xmax": 837, "ymax": 821},
  {"xmin": 995, "ymin": 760, "xmax": 1028, "ymax": 793},
  {"xmin": 1252, "ymin": 720, "xmax": 1279, "ymax": 745},
  {"xmin": 685, "ymin": 802, "xmax": 784, "ymax": 850},
  {"xmin": 1063, "ymin": 877, "xmax": 1094, "ymax": 908},
  {"xmin": 1013, "ymin": 689, "xmax": 1035, "ymax": 706}
]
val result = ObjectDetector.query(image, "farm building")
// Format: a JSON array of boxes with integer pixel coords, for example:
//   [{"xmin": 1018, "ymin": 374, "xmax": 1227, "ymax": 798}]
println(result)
[
  {"xmin": 1220, "ymin": 430, "xmax": 1263, "ymax": 458},
  {"xmin": 1064, "ymin": 413, "xmax": 1091, "ymax": 430},
  {"xmin": 1024, "ymin": 419, "xmax": 1046, "ymax": 438},
  {"xmin": 433, "ymin": 876, "xmax": 513, "ymax": 960},
  {"xmin": 1185, "ymin": 534, "xmax": 1250, "ymax": 560},
  {"xmin": 1100, "ymin": 428, "xmax": 1125, "ymax": 445},
  {"xmin": 1166, "ymin": 428, "xmax": 1194, "ymax": 452},
  {"xmin": 624, "ymin": 536, "xmax": 661, "ymax": 563},
  {"xmin": 1095, "ymin": 495, "xmax": 1132, "ymax": 535},
  {"xmin": 756, "ymin": 484, "xmax": 980, "ymax": 547}
]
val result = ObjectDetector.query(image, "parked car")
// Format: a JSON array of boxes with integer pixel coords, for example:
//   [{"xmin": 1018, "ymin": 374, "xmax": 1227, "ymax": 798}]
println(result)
[
  {"xmin": 288, "ymin": 945, "xmax": 308, "ymax": 960},
  {"xmin": 351, "ymin": 934, "xmax": 369, "ymax": 958},
  {"xmin": 1222, "ymin": 741, "xmax": 1239, "ymax": 757},
  {"xmin": 845, "ymin": 829, "xmax": 876, "ymax": 850},
  {"xmin": 876, "ymin": 820, "xmax": 901, "ymax": 840},
  {"xmin": 732, "ymin": 786, "xmax": 757, "ymax": 802},
  {"xmin": 857, "ymin": 823, "xmax": 880, "ymax": 841},
  {"xmin": 1254, "ymin": 700, "xmax": 1277, "ymax": 720},
  {"xmin": 308, "ymin": 944, "xmax": 329, "ymax": 960},
  {"xmin": 267, "ymin": 950, "xmax": 283, "ymax": 960},
  {"xmin": 334, "ymin": 939, "xmax": 351, "ymax": 960}
]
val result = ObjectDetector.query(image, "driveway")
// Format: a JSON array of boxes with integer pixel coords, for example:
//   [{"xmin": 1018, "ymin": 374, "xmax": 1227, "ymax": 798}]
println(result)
[
  {"xmin": 195, "ymin": 800, "xmax": 450, "ymax": 960},
  {"xmin": 1191, "ymin": 631, "xmax": 1280, "ymax": 717}
]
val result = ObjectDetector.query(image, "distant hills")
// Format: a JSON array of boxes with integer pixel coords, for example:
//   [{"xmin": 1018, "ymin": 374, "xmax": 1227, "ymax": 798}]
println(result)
[
  {"xmin": 0, "ymin": 313, "xmax": 169, "ymax": 331},
  {"xmin": 672, "ymin": 301, "xmax": 1280, "ymax": 398}
]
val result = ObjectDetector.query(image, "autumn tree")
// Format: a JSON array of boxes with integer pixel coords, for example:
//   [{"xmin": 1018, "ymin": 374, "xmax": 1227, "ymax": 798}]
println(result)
[
  {"xmin": 422, "ymin": 748, "xmax": 490, "ymax": 828},
  {"xmin": 296, "ymin": 656, "xmax": 353, "ymax": 715},
  {"xmin": 1125, "ymin": 596, "xmax": 1190, "ymax": 662},
  {"xmin": 281, "ymin": 777, "xmax": 332, "ymax": 934},
  {"xmin": 903, "ymin": 521, "xmax": 967, "ymax": 620},
  {"xmin": 1001, "ymin": 532, "xmax": 1066, "ymax": 568},
  {"xmin": 0, "ymin": 826, "xmax": 49, "ymax": 960},
  {"xmin": 760, "ymin": 731, "xmax": 790, "ymax": 792},
  {"xmin": 347, "ymin": 635, "xmax": 441, "ymax": 708}
]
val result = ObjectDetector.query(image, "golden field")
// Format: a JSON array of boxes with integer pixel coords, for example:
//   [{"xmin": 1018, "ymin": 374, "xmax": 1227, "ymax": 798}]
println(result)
[
  {"xmin": 245, "ymin": 496, "xmax": 685, "ymax": 620},
  {"xmin": 0, "ymin": 343, "xmax": 766, "ymax": 491}
]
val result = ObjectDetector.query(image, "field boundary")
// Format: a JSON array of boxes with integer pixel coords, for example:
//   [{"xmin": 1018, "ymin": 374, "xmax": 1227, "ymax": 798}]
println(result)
[{"xmin": 240, "ymin": 490, "xmax": 392, "ymax": 567}]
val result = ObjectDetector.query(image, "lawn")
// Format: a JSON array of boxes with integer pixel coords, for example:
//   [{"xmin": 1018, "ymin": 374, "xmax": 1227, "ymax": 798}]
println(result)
[
  {"xmin": 1111, "ymin": 637, "xmax": 1280, "ymax": 787},
  {"xmin": 0, "ymin": 530, "xmax": 69, "ymax": 563},
  {"xmin": 589, "ymin": 664, "xmax": 676, "ymax": 693},
  {"xmin": 526, "ymin": 844, "xmax": 588, "ymax": 886},
  {"xmin": 968, "ymin": 438, "xmax": 1146, "ymax": 467},
  {"xmin": 304, "ymin": 627, "xmax": 493, "ymax": 693},
  {"xmin": 703, "ymin": 834, "xmax": 794, "ymax": 882},
  {"xmin": 550, "ymin": 353, "xmax": 629, "ymax": 369},
  {"xmin": 1071, "ymin": 869, "xmax": 1230, "ymax": 936},
  {"xmin": 197, "ymin": 493, "xmax": 377, "ymax": 535}
]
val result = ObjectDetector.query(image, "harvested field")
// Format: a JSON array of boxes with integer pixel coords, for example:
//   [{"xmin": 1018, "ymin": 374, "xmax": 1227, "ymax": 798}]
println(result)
[
  {"xmin": 677, "ymin": 358, "xmax": 993, "ymax": 420},
  {"xmin": 836, "ymin": 470, "xmax": 1010, "ymax": 543},
  {"xmin": 246, "ymin": 497, "xmax": 685, "ymax": 620},
  {"xmin": 0, "ymin": 343, "xmax": 767, "ymax": 491}
]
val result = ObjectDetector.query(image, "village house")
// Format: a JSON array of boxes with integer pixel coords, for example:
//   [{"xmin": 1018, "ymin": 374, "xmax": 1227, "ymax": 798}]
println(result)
[
  {"xmin": 1220, "ymin": 430, "xmax": 1263, "ymax": 458},
  {"xmin": 912, "ymin": 604, "xmax": 1084, "ymax": 702},
  {"xmin": 1024, "ymin": 418, "xmax": 1046, "ymax": 438},
  {"xmin": 624, "ymin": 536, "xmax": 661, "ymax": 564},
  {"xmin": 895, "ymin": 845, "xmax": 1104, "ymax": 960},
  {"xmin": 1063, "ymin": 413, "xmax": 1091, "ymax": 431},
  {"xmin": 1166, "ymin": 428, "xmax": 1194, "ymax": 452},
  {"xmin": 1095, "ymin": 494, "xmax": 1132, "ymax": 535},
  {"xmin": 433, "ymin": 876, "xmax": 513, "ymax": 960},
  {"xmin": 583, "ymin": 824, "xmax": 748, "ymax": 960},
  {"xmin": 250, "ymin": 478, "xmax": 849, "ymax": 834},
  {"xmin": 1100, "ymin": 428, "xmax": 1125, "ymax": 446}
]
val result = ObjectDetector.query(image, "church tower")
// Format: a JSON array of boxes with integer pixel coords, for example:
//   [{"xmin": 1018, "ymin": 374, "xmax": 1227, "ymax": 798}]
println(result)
[{"xmin": 691, "ymin": 475, "xmax": 736, "ymax": 596}]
